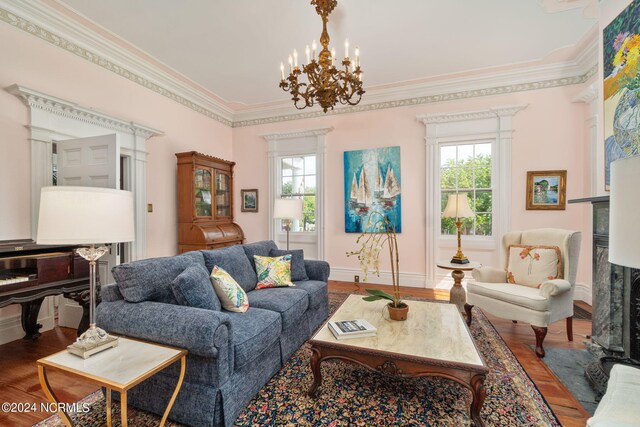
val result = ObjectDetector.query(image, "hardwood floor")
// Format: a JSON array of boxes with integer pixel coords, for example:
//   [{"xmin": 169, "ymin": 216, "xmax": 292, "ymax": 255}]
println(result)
[{"xmin": 0, "ymin": 281, "xmax": 591, "ymax": 426}]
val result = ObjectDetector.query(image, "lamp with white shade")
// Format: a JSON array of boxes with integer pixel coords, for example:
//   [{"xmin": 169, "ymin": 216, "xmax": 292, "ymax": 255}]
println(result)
[
  {"xmin": 273, "ymin": 198, "xmax": 303, "ymax": 250},
  {"xmin": 442, "ymin": 193, "xmax": 474, "ymax": 264},
  {"xmin": 609, "ymin": 155, "xmax": 640, "ymax": 270},
  {"xmin": 37, "ymin": 186, "xmax": 135, "ymax": 358}
]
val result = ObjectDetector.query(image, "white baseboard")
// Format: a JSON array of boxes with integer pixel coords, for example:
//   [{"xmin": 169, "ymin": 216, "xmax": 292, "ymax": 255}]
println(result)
[
  {"xmin": 0, "ymin": 298, "xmax": 55, "ymax": 346},
  {"xmin": 330, "ymin": 267, "xmax": 428, "ymax": 288},
  {"xmin": 573, "ymin": 282, "xmax": 592, "ymax": 305}
]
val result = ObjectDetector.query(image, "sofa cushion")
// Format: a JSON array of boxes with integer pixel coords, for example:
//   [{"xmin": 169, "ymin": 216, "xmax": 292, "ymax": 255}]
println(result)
[
  {"xmin": 293, "ymin": 280, "xmax": 328, "ymax": 309},
  {"xmin": 467, "ymin": 281, "xmax": 550, "ymax": 311},
  {"xmin": 226, "ymin": 307, "xmax": 281, "ymax": 370},
  {"xmin": 210, "ymin": 266, "xmax": 249, "ymax": 313},
  {"xmin": 269, "ymin": 248, "xmax": 309, "ymax": 281},
  {"xmin": 201, "ymin": 245, "xmax": 258, "ymax": 292},
  {"xmin": 246, "ymin": 288, "xmax": 309, "ymax": 330},
  {"xmin": 171, "ymin": 263, "xmax": 221, "ymax": 311},
  {"xmin": 113, "ymin": 253, "xmax": 205, "ymax": 303},
  {"xmin": 254, "ymin": 255, "xmax": 294, "ymax": 289},
  {"xmin": 507, "ymin": 245, "xmax": 561, "ymax": 288},
  {"xmin": 242, "ymin": 240, "xmax": 278, "ymax": 271}
]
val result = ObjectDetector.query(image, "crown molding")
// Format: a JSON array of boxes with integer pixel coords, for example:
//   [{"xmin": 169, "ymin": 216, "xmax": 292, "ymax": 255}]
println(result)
[
  {"xmin": 0, "ymin": 1, "xmax": 599, "ymax": 129},
  {"xmin": 261, "ymin": 127, "xmax": 334, "ymax": 141},
  {"xmin": 572, "ymin": 82, "xmax": 598, "ymax": 103},
  {"xmin": 417, "ymin": 104, "xmax": 528, "ymax": 125},
  {"xmin": 6, "ymin": 84, "xmax": 163, "ymax": 139},
  {"xmin": 0, "ymin": 1, "xmax": 234, "ymax": 126}
]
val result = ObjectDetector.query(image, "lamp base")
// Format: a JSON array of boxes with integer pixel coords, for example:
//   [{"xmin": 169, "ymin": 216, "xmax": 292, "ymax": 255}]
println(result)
[
  {"xmin": 450, "ymin": 256, "xmax": 470, "ymax": 264},
  {"xmin": 67, "ymin": 324, "xmax": 119, "ymax": 359}
]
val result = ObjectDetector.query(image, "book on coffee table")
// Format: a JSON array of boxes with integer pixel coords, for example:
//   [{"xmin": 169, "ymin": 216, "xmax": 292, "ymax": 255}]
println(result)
[{"xmin": 328, "ymin": 319, "xmax": 377, "ymax": 340}]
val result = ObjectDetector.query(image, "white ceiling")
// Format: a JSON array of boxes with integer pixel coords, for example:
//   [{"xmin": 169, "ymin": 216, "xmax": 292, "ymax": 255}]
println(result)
[{"xmin": 55, "ymin": 0, "xmax": 597, "ymax": 107}]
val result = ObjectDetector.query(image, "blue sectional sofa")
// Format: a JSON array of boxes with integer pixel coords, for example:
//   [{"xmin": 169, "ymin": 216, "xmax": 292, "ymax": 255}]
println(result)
[{"xmin": 96, "ymin": 240, "xmax": 330, "ymax": 427}]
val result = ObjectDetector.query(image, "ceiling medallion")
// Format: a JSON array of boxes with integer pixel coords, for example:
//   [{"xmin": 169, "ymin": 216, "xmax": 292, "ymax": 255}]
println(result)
[{"xmin": 279, "ymin": 0, "xmax": 364, "ymax": 113}]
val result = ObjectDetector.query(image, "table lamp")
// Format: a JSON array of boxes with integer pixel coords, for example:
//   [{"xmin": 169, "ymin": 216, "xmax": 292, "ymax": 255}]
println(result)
[
  {"xmin": 442, "ymin": 193, "xmax": 474, "ymax": 264},
  {"xmin": 610, "ymin": 155, "xmax": 640, "ymax": 270},
  {"xmin": 273, "ymin": 198, "xmax": 303, "ymax": 250},
  {"xmin": 37, "ymin": 186, "xmax": 135, "ymax": 358}
]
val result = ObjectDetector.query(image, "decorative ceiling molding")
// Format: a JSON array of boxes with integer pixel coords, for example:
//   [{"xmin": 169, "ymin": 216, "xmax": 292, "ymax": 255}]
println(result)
[
  {"xmin": 261, "ymin": 127, "xmax": 334, "ymax": 141},
  {"xmin": 417, "ymin": 104, "xmax": 528, "ymax": 125},
  {"xmin": 0, "ymin": 1, "xmax": 598, "ymax": 129},
  {"xmin": 6, "ymin": 84, "xmax": 163, "ymax": 139},
  {"xmin": 572, "ymin": 83, "xmax": 598, "ymax": 103}
]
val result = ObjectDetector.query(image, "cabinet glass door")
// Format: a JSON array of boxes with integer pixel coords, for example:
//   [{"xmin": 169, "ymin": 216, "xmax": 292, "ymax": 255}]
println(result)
[
  {"xmin": 216, "ymin": 172, "xmax": 230, "ymax": 218},
  {"xmin": 194, "ymin": 168, "xmax": 212, "ymax": 217}
]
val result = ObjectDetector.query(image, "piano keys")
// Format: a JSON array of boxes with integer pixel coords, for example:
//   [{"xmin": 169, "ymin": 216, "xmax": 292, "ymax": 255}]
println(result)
[{"xmin": 0, "ymin": 239, "xmax": 92, "ymax": 340}]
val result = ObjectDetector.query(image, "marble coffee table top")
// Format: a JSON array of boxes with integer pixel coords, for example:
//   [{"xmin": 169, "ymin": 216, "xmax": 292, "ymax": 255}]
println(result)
[{"xmin": 312, "ymin": 294, "xmax": 484, "ymax": 367}]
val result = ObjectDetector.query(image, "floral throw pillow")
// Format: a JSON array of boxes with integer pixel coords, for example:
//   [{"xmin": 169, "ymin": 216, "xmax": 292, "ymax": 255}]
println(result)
[
  {"xmin": 210, "ymin": 265, "xmax": 249, "ymax": 313},
  {"xmin": 254, "ymin": 255, "xmax": 294, "ymax": 289},
  {"xmin": 506, "ymin": 245, "xmax": 562, "ymax": 288}
]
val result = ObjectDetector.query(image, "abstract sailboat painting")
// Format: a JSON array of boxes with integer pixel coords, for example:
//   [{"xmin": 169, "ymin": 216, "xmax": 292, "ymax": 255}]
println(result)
[{"xmin": 344, "ymin": 146, "xmax": 401, "ymax": 233}]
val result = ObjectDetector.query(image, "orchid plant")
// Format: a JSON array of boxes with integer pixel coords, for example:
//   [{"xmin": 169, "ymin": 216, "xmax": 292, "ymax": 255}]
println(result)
[{"xmin": 346, "ymin": 210, "xmax": 403, "ymax": 307}]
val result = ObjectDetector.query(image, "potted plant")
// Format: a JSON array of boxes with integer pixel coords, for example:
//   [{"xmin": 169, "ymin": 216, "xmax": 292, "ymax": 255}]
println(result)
[{"xmin": 347, "ymin": 210, "xmax": 408, "ymax": 320}]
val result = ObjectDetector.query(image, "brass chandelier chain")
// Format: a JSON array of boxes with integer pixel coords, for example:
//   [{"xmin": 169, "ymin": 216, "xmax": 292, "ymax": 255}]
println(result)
[{"xmin": 279, "ymin": 0, "xmax": 364, "ymax": 113}]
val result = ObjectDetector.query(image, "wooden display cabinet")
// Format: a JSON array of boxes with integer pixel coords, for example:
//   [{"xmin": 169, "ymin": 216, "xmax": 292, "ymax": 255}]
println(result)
[{"xmin": 176, "ymin": 151, "xmax": 244, "ymax": 253}]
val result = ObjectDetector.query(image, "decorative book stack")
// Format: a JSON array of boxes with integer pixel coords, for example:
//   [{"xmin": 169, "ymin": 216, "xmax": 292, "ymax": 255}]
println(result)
[{"xmin": 328, "ymin": 319, "xmax": 377, "ymax": 340}]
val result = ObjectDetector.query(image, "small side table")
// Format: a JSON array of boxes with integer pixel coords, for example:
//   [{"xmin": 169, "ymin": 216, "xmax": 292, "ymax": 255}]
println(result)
[
  {"xmin": 37, "ymin": 337, "xmax": 187, "ymax": 427},
  {"xmin": 437, "ymin": 261, "xmax": 481, "ymax": 313}
]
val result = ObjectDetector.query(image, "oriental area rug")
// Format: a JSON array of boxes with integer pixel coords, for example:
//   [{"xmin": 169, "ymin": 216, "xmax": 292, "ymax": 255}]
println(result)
[{"xmin": 35, "ymin": 291, "xmax": 560, "ymax": 427}]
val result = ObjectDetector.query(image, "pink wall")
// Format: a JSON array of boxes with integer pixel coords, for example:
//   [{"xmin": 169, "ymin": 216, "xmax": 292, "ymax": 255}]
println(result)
[
  {"xmin": 0, "ymin": 23, "xmax": 233, "ymax": 257},
  {"xmin": 233, "ymin": 85, "xmax": 592, "ymax": 285}
]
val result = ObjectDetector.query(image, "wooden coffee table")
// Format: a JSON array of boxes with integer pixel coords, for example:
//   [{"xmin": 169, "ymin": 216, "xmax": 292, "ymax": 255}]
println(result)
[{"xmin": 308, "ymin": 294, "xmax": 488, "ymax": 426}]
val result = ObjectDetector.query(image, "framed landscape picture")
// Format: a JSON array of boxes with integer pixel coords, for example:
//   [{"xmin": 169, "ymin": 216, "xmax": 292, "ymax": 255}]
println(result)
[
  {"xmin": 526, "ymin": 170, "xmax": 566, "ymax": 210},
  {"xmin": 241, "ymin": 189, "xmax": 258, "ymax": 212}
]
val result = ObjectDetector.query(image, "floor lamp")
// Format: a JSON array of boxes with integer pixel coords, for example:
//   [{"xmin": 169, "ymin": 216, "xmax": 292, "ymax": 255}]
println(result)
[
  {"xmin": 442, "ymin": 193, "xmax": 474, "ymax": 264},
  {"xmin": 37, "ymin": 186, "xmax": 135, "ymax": 358},
  {"xmin": 273, "ymin": 198, "xmax": 303, "ymax": 250}
]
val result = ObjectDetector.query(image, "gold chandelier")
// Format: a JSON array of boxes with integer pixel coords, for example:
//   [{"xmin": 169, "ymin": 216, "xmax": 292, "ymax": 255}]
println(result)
[{"xmin": 279, "ymin": 0, "xmax": 364, "ymax": 113}]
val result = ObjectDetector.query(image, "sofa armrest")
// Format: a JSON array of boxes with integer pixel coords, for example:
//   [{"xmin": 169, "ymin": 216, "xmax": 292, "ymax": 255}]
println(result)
[
  {"xmin": 471, "ymin": 266, "xmax": 506, "ymax": 283},
  {"xmin": 96, "ymin": 300, "xmax": 232, "ymax": 359},
  {"xmin": 540, "ymin": 279, "xmax": 572, "ymax": 298},
  {"xmin": 305, "ymin": 259, "xmax": 330, "ymax": 282}
]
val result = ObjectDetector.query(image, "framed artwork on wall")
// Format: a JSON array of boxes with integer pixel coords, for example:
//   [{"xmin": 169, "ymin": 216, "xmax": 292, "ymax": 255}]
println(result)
[
  {"xmin": 241, "ymin": 189, "xmax": 258, "ymax": 212},
  {"xmin": 343, "ymin": 146, "xmax": 401, "ymax": 233},
  {"xmin": 526, "ymin": 170, "xmax": 566, "ymax": 211},
  {"xmin": 603, "ymin": 1, "xmax": 640, "ymax": 190}
]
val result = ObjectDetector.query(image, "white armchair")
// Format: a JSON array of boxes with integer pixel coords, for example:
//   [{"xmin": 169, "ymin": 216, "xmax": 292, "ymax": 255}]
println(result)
[{"xmin": 464, "ymin": 228, "xmax": 581, "ymax": 358}]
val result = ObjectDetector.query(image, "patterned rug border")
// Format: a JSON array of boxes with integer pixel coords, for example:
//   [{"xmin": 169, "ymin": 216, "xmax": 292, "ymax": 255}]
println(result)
[{"xmin": 33, "ymin": 290, "xmax": 563, "ymax": 426}]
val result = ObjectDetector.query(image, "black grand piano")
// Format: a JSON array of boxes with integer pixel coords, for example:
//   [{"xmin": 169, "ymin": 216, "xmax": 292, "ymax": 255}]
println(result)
[{"xmin": 0, "ymin": 239, "xmax": 92, "ymax": 339}]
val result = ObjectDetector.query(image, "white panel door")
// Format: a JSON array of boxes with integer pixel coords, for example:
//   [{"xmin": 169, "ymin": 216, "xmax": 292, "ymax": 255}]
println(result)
[{"xmin": 55, "ymin": 134, "xmax": 120, "ymax": 328}]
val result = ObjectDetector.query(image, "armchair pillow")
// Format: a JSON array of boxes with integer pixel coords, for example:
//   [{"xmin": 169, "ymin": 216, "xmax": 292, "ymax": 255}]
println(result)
[
  {"xmin": 210, "ymin": 265, "xmax": 249, "ymax": 313},
  {"xmin": 254, "ymin": 255, "xmax": 294, "ymax": 289},
  {"xmin": 269, "ymin": 248, "xmax": 309, "ymax": 281},
  {"xmin": 171, "ymin": 263, "xmax": 221, "ymax": 311},
  {"xmin": 507, "ymin": 244, "xmax": 562, "ymax": 288}
]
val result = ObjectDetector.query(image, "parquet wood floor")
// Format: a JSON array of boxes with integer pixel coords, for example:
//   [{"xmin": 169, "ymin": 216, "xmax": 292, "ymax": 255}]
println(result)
[{"xmin": 0, "ymin": 281, "xmax": 591, "ymax": 426}]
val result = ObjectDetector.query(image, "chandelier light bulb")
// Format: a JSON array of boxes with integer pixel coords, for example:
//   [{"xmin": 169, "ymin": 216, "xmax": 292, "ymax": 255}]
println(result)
[
  {"xmin": 345, "ymin": 39, "xmax": 349, "ymax": 59},
  {"xmin": 288, "ymin": 54, "xmax": 293, "ymax": 72},
  {"xmin": 280, "ymin": 62, "xmax": 285, "ymax": 80},
  {"xmin": 293, "ymin": 49, "xmax": 298, "ymax": 68},
  {"xmin": 355, "ymin": 46, "xmax": 360, "ymax": 67},
  {"xmin": 331, "ymin": 47, "xmax": 336, "ymax": 66},
  {"xmin": 312, "ymin": 40, "xmax": 317, "ymax": 59},
  {"xmin": 305, "ymin": 45, "xmax": 311, "ymax": 64}
]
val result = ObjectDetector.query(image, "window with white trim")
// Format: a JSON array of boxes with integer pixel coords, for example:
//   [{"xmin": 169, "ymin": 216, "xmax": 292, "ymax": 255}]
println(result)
[
  {"xmin": 279, "ymin": 155, "xmax": 316, "ymax": 232},
  {"xmin": 440, "ymin": 142, "xmax": 493, "ymax": 236}
]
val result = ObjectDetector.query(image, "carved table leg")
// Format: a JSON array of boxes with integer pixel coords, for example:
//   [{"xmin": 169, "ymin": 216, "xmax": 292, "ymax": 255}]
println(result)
[
  {"xmin": 308, "ymin": 347, "xmax": 323, "ymax": 398},
  {"xmin": 464, "ymin": 303, "xmax": 474, "ymax": 327},
  {"xmin": 449, "ymin": 269, "xmax": 467, "ymax": 313},
  {"xmin": 470, "ymin": 374, "xmax": 486, "ymax": 427},
  {"xmin": 21, "ymin": 297, "xmax": 44, "ymax": 340},
  {"xmin": 531, "ymin": 325, "xmax": 548, "ymax": 358}
]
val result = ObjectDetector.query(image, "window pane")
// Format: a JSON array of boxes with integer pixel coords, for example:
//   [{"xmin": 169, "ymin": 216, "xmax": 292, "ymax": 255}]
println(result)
[
  {"xmin": 457, "ymin": 145, "xmax": 474, "ymax": 165},
  {"xmin": 290, "ymin": 157, "xmax": 304, "ymax": 175},
  {"xmin": 281, "ymin": 177, "xmax": 293, "ymax": 195},
  {"xmin": 440, "ymin": 146, "xmax": 456, "ymax": 167},
  {"xmin": 441, "ymin": 168, "xmax": 456, "ymax": 189},
  {"xmin": 304, "ymin": 156, "xmax": 316, "ymax": 175},
  {"xmin": 441, "ymin": 217, "xmax": 457, "ymax": 235},
  {"xmin": 441, "ymin": 191, "xmax": 454, "ymax": 211},
  {"xmin": 474, "ymin": 166, "xmax": 491, "ymax": 188},
  {"xmin": 290, "ymin": 176, "xmax": 304, "ymax": 195},
  {"xmin": 457, "ymin": 168, "xmax": 473, "ymax": 189},
  {"xmin": 303, "ymin": 195, "xmax": 316, "ymax": 231},
  {"xmin": 304, "ymin": 175, "xmax": 316, "ymax": 193},
  {"xmin": 281, "ymin": 159, "xmax": 293, "ymax": 176},
  {"xmin": 475, "ymin": 214, "xmax": 492, "ymax": 236},
  {"xmin": 475, "ymin": 191, "xmax": 492, "ymax": 213},
  {"xmin": 475, "ymin": 143, "xmax": 492, "ymax": 158}
]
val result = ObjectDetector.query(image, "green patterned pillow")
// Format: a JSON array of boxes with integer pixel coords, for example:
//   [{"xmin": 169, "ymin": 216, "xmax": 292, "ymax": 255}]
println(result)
[
  {"xmin": 254, "ymin": 255, "xmax": 294, "ymax": 289},
  {"xmin": 210, "ymin": 265, "xmax": 249, "ymax": 312}
]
